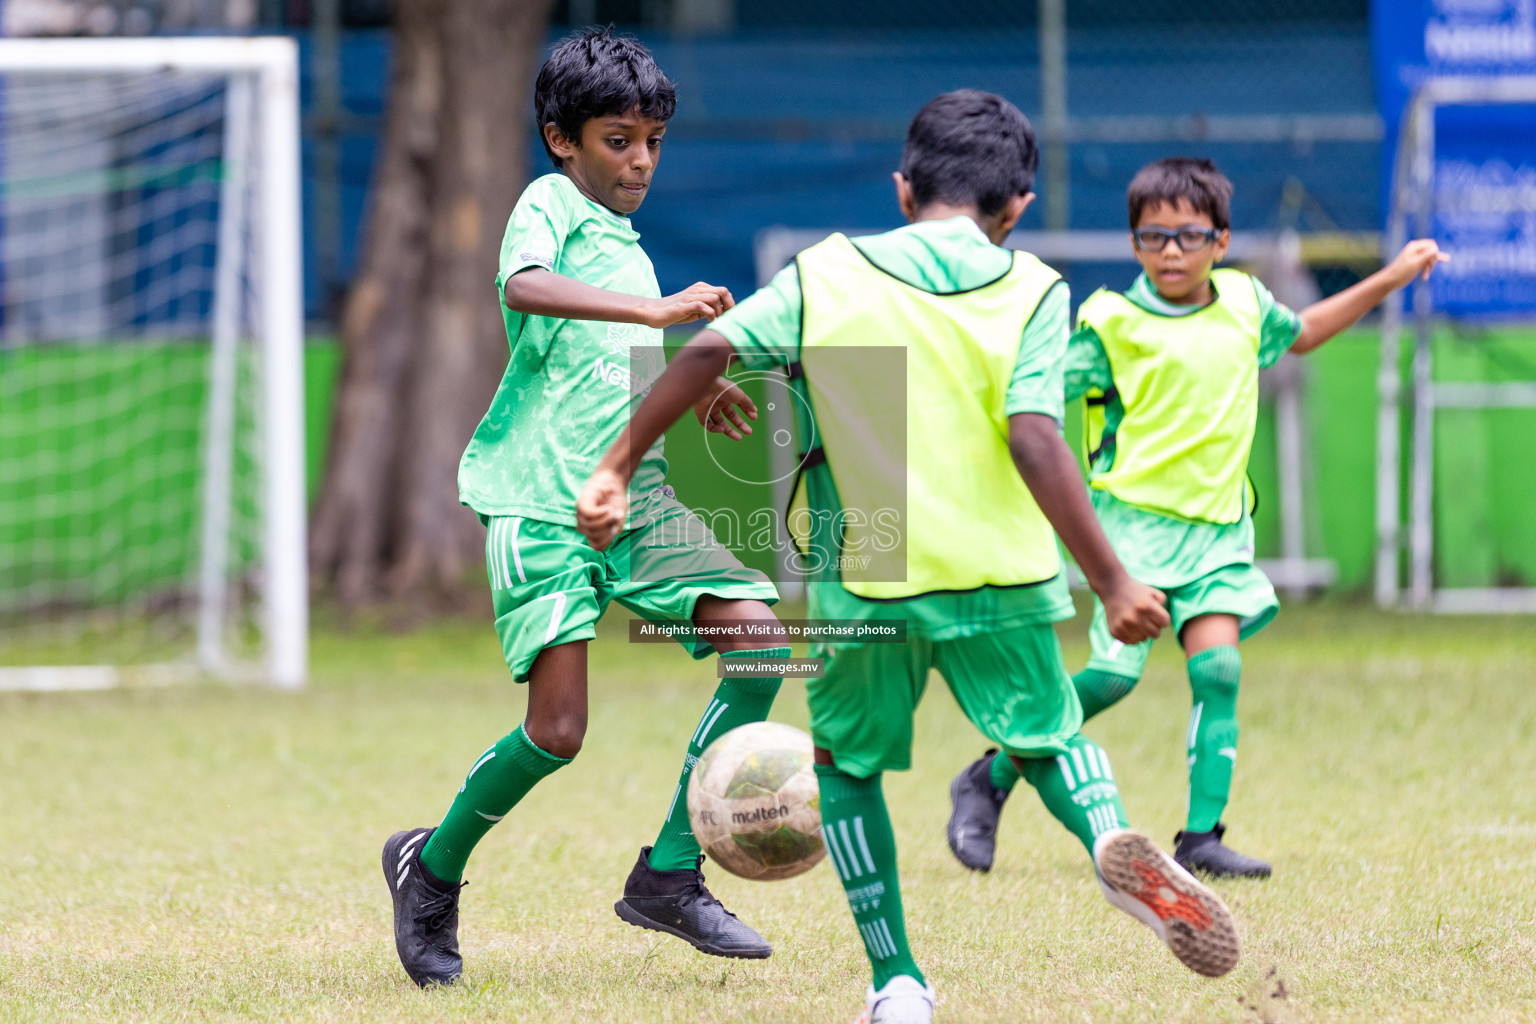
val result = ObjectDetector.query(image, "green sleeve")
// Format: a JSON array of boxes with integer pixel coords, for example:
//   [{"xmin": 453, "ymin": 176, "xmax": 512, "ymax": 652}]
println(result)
[
  {"xmin": 496, "ymin": 177, "xmax": 573, "ymax": 291},
  {"xmin": 1252, "ymin": 275, "xmax": 1303, "ymax": 369},
  {"xmin": 1062, "ymin": 322, "xmax": 1114, "ymax": 404},
  {"xmin": 710, "ymin": 263, "xmax": 802, "ymax": 369},
  {"xmin": 1004, "ymin": 281, "xmax": 1070, "ymax": 423}
]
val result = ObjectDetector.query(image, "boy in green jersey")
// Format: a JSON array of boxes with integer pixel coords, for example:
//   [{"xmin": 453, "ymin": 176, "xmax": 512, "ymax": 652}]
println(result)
[
  {"xmin": 383, "ymin": 29, "xmax": 791, "ymax": 988},
  {"xmin": 578, "ymin": 93, "xmax": 1243, "ymax": 1024},
  {"xmin": 948, "ymin": 157, "xmax": 1447, "ymax": 880}
]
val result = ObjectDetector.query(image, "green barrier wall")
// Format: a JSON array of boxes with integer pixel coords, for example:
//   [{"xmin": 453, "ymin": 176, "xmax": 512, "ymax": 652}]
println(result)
[
  {"xmin": 665, "ymin": 326, "xmax": 1536, "ymax": 595},
  {"xmin": 3, "ymin": 328, "xmax": 1531, "ymax": 598},
  {"xmin": 1064, "ymin": 326, "xmax": 1536, "ymax": 593}
]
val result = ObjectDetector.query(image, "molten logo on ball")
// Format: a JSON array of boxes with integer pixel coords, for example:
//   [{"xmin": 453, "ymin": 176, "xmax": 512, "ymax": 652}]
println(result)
[{"xmin": 687, "ymin": 721, "xmax": 826, "ymax": 881}]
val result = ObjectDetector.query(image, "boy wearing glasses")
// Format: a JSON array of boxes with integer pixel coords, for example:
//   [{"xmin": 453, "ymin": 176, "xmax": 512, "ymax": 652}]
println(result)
[{"xmin": 949, "ymin": 157, "xmax": 1446, "ymax": 880}]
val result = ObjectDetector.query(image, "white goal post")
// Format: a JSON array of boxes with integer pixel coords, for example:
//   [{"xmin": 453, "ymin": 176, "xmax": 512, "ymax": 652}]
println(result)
[{"xmin": 0, "ymin": 38, "xmax": 307, "ymax": 689}]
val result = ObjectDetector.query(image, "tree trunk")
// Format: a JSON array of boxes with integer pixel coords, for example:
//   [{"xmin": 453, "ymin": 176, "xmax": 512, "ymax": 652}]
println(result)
[{"xmin": 310, "ymin": 0, "xmax": 553, "ymax": 611}]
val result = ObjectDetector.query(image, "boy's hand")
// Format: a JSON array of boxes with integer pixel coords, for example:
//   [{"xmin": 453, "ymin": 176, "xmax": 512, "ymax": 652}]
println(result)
[
  {"xmin": 576, "ymin": 467, "xmax": 630, "ymax": 551},
  {"xmin": 693, "ymin": 376, "xmax": 757, "ymax": 441},
  {"xmin": 1293, "ymin": 238, "xmax": 1451, "ymax": 354},
  {"xmin": 1099, "ymin": 576, "xmax": 1170, "ymax": 645},
  {"xmin": 1383, "ymin": 239, "xmax": 1449, "ymax": 290},
  {"xmin": 642, "ymin": 282, "xmax": 735, "ymax": 329}
]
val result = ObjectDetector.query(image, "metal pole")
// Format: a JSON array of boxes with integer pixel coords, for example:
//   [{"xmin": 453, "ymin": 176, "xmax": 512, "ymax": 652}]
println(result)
[
  {"xmin": 313, "ymin": 0, "xmax": 341, "ymax": 317},
  {"xmin": 1260, "ymin": 229, "xmax": 1320, "ymax": 598},
  {"xmin": 1275, "ymin": 359, "xmax": 1308, "ymax": 597},
  {"xmin": 1374, "ymin": 291, "xmax": 1404, "ymax": 608},
  {"xmin": 197, "ymin": 72, "xmax": 254, "ymax": 676},
  {"xmin": 1407, "ymin": 97, "xmax": 1436, "ymax": 611},
  {"xmin": 1374, "ymin": 96, "xmax": 1420, "ymax": 609},
  {"xmin": 259, "ymin": 45, "xmax": 309, "ymax": 689},
  {"xmin": 1039, "ymin": 0, "xmax": 1069, "ymax": 231},
  {"xmin": 1408, "ymin": 282, "xmax": 1435, "ymax": 609}
]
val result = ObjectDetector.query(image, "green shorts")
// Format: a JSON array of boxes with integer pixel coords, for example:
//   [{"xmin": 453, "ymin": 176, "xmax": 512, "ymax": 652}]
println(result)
[
  {"xmin": 483, "ymin": 495, "xmax": 778, "ymax": 681},
  {"xmin": 1085, "ymin": 561, "xmax": 1279, "ymax": 679},
  {"xmin": 807, "ymin": 623, "xmax": 1082, "ymax": 779}
]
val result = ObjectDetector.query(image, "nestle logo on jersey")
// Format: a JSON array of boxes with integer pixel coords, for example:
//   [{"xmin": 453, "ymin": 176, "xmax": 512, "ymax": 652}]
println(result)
[{"xmin": 591, "ymin": 358, "xmax": 631, "ymax": 389}]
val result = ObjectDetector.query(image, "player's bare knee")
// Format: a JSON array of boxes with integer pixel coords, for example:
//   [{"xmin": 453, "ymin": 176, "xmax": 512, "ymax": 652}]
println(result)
[{"xmin": 526, "ymin": 715, "xmax": 586, "ymax": 759}]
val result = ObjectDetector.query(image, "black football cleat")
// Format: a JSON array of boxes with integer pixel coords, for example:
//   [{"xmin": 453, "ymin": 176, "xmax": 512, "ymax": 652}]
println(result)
[
  {"xmin": 383, "ymin": 827, "xmax": 467, "ymax": 987},
  {"xmin": 1174, "ymin": 823, "xmax": 1273, "ymax": 880},
  {"xmin": 946, "ymin": 749, "xmax": 1011, "ymax": 872},
  {"xmin": 613, "ymin": 846, "xmax": 772, "ymax": 959}
]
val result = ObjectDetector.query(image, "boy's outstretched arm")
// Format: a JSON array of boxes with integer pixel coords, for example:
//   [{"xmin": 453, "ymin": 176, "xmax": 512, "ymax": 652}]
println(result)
[
  {"xmin": 505, "ymin": 267, "xmax": 734, "ymax": 329},
  {"xmin": 1008, "ymin": 413, "xmax": 1169, "ymax": 645},
  {"xmin": 1290, "ymin": 239, "xmax": 1448, "ymax": 354},
  {"xmin": 578, "ymin": 331, "xmax": 739, "ymax": 549}
]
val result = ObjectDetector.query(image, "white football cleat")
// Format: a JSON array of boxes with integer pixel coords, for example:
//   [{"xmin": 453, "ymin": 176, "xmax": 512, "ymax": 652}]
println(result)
[
  {"xmin": 1093, "ymin": 828, "xmax": 1240, "ymax": 978},
  {"xmin": 853, "ymin": 974, "xmax": 936, "ymax": 1024}
]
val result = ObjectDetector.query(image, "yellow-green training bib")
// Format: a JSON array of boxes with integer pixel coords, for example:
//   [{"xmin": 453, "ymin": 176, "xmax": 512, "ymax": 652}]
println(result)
[
  {"xmin": 795, "ymin": 233, "xmax": 1062, "ymax": 599},
  {"xmin": 1077, "ymin": 268, "xmax": 1262, "ymax": 525}
]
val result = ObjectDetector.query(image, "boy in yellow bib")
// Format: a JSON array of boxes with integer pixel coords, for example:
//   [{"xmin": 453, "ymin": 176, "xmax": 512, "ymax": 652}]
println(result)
[
  {"xmin": 949, "ymin": 157, "xmax": 1446, "ymax": 879},
  {"xmin": 579, "ymin": 96, "xmax": 1246, "ymax": 1024}
]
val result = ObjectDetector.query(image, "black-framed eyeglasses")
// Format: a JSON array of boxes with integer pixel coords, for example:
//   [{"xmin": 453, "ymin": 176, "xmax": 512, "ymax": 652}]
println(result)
[{"xmin": 1132, "ymin": 226, "xmax": 1222, "ymax": 252}]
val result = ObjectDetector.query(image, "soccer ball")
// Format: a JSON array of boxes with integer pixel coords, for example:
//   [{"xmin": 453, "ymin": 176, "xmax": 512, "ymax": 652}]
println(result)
[{"xmin": 687, "ymin": 721, "xmax": 826, "ymax": 881}]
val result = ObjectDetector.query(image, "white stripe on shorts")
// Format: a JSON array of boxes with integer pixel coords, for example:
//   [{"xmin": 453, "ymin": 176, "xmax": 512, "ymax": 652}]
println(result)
[
  {"xmin": 509, "ymin": 517, "xmax": 527, "ymax": 583},
  {"xmin": 499, "ymin": 518, "xmax": 514, "ymax": 589}
]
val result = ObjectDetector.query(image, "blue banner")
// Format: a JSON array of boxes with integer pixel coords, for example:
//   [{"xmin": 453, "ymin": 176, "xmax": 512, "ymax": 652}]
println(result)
[{"xmin": 1373, "ymin": 0, "xmax": 1536, "ymax": 319}]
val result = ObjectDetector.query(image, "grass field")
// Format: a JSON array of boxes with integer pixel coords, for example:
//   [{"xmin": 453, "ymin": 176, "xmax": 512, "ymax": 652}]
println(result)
[{"xmin": 2, "ymin": 601, "xmax": 1533, "ymax": 1023}]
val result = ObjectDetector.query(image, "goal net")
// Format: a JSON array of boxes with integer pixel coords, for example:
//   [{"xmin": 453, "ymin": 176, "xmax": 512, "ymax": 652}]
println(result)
[{"xmin": 0, "ymin": 39, "xmax": 307, "ymax": 690}]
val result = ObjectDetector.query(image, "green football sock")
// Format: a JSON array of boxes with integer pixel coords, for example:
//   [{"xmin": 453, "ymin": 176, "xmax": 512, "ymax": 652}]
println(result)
[
  {"xmin": 1186, "ymin": 645, "xmax": 1242, "ymax": 833},
  {"xmin": 816, "ymin": 765, "xmax": 925, "ymax": 989},
  {"xmin": 988, "ymin": 745, "xmax": 1021, "ymax": 792},
  {"xmin": 420, "ymin": 723, "xmax": 571, "ymax": 882},
  {"xmin": 1075, "ymin": 667, "xmax": 1140, "ymax": 721},
  {"xmin": 986, "ymin": 669, "xmax": 1139, "ymax": 795},
  {"xmin": 1016, "ymin": 734, "xmax": 1128, "ymax": 855},
  {"xmin": 646, "ymin": 646, "xmax": 787, "ymax": 872}
]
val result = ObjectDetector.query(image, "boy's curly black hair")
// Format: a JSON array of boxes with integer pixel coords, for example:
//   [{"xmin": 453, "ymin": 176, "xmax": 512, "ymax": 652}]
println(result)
[
  {"xmin": 534, "ymin": 27, "xmax": 677, "ymax": 169},
  {"xmin": 1127, "ymin": 158, "xmax": 1233, "ymax": 231},
  {"xmin": 898, "ymin": 90, "xmax": 1038, "ymax": 218}
]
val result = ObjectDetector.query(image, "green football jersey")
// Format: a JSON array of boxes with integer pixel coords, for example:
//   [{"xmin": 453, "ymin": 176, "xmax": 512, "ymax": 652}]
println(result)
[{"xmin": 458, "ymin": 173, "xmax": 668, "ymax": 526}]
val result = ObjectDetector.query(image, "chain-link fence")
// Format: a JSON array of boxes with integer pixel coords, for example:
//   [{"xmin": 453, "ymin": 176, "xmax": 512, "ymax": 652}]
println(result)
[
  {"xmin": 10, "ymin": 0, "xmax": 1378, "ymax": 313},
  {"xmin": 535, "ymin": 0, "xmax": 1381, "ymax": 304}
]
